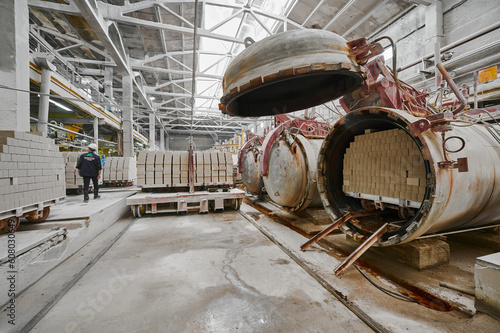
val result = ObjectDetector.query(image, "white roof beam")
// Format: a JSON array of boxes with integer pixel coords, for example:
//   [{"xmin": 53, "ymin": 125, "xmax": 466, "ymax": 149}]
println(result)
[
  {"xmin": 28, "ymin": 0, "xmax": 79, "ymax": 14},
  {"xmin": 132, "ymin": 65, "xmax": 222, "ymax": 79},
  {"xmin": 36, "ymin": 26, "xmax": 109, "ymax": 58},
  {"xmin": 158, "ymin": 3, "xmax": 194, "ymax": 28},
  {"xmin": 323, "ymin": 0, "xmax": 357, "ymax": 30}
]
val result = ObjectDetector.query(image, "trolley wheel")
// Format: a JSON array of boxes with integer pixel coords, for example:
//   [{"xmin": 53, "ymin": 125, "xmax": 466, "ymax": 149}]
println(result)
[
  {"xmin": 361, "ymin": 200, "xmax": 376, "ymax": 213},
  {"xmin": 0, "ymin": 217, "xmax": 20, "ymax": 234},
  {"xmin": 77, "ymin": 188, "xmax": 84, "ymax": 195},
  {"xmin": 133, "ymin": 205, "xmax": 145, "ymax": 218},
  {"xmin": 131, "ymin": 205, "xmax": 137, "ymax": 217},
  {"xmin": 25, "ymin": 207, "xmax": 51, "ymax": 223},
  {"xmin": 398, "ymin": 206, "xmax": 415, "ymax": 220},
  {"xmin": 232, "ymin": 198, "xmax": 242, "ymax": 211}
]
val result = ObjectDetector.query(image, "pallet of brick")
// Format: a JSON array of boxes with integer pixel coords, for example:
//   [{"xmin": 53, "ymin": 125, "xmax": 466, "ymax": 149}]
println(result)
[
  {"xmin": 101, "ymin": 156, "xmax": 111, "ymax": 181},
  {"xmin": 203, "ymin": 151, "xmax": 211, "ymax": 185},
  {"xmin": 63, "ymin": 152, "xmax": 82, "ymax": 189},
  {"xmin": 145, "ymin": 151, "xmax": 156, "ymax": 186},
  {"xmin": 216, "ymin": 151, "xmax": 226, "ymax": 185},
  {"xmin": 194, "ymin": 151, "xmax": 204, "ymax": 186},
  {"xmin": 163, "ymin": 151, "xmax": 172, "ymax": 188},
  {"xmin": 179, "ymin": 151, "xmax": 189, "ymax": 186},
  {"xmin": 224, "ymin": 152, "xmax": 234, "ymax": 185},
  {"xmin": 63, "ymin": 152, "xmax": 76, "ymax": 187},
  {"xmin": 102, "ymin": 157, "xmax": 136, "ymax": 185},
  {"xmin": 122, "ymin": 157, "xmax": 137, "ymax": 183},
  {"xmin": 104, "ymin": 156, "xmax": 116, "ymax": 182},
  {"xmin": 342, "ymin": 128, "xmax": 426, "ymax": 205},
  {"xmin": 209, "ymin": 151, "xmax": 219, "ymax": 186},
  {"xmin": 153, "ymin": 151, "xmax": 164, "ymax": 185},
  {"xmin": 0, "ymin": 131, "xmax": 65, "ymax": 217},
  {"xmin": 115, "ymin": 157, "xmax": 124, "ymax": 181},
  {"xmin": 171, "ymin": 151, "xmax": 181, "ymax": 187},
  {"xmin": 110, "ymin": 157, "xmax": 118, "ymax": 181},
  {"xmin": 63, "ymin": 151, "xmax": 103, "ymax": 188},
  {"xmin": 137, "ymin": 151, "xmax": 147, "ymax": 186}
]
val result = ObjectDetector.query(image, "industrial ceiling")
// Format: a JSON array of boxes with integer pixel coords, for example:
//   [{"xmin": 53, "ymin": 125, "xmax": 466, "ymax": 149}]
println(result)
[{"xmin": 27, "ymin": 0, "xmax": 416, "ymax": 144}]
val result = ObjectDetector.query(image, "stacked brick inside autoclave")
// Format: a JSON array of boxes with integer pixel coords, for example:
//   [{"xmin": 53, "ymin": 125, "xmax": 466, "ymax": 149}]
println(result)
[{"xmin": 343, "ymin": 128, "xmax": 426, "ymax": 202}]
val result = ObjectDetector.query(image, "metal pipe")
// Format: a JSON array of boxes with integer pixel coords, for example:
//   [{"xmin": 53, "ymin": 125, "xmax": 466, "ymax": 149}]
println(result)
[
  {"xmin": 30, "ymin": 117, "xmax": 117, "ymax": 145},
  {"xmin": 334, "ymin": 223, "xmax": 389, "ymax": 275},
  {"xmin": 190, "ymin": 0, "xmax": 199, "ymax": 137},
  {"xmin": 93, "ymin": 117, "xmax": 99, "ymax": 145},
  {"xmin": 436, "ymin": 63, "xmax": 467, "ymax": 115}
]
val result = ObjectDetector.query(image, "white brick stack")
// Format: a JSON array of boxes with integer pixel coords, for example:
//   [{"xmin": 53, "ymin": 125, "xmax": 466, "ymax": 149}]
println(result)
[
  {"xmin": 102, "ymin": 157, "xmax": 137, "ymax": 184},
  {"xmin": 0, "ymin": 131, "xmax": 65, "ymax": 213},
  {"xmin": 343, "ymin": 128, "xmax": 426, "ymax": 202},
  {"xmin": 63, "ymin": 152, "xmax": 84, "ymax": 189},
  {"xmin": 63, "ymin": 151, "xmax": 104, "ymax": 189},
  {"xmin": 136, "ymin": 150, "xmax": 234, "ymax": 189}
]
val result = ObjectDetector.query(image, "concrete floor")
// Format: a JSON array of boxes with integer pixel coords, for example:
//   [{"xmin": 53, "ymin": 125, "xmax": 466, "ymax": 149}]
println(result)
[{"xmin": 31, "ymin": 210, "xmax": 370, "ymax": 333}]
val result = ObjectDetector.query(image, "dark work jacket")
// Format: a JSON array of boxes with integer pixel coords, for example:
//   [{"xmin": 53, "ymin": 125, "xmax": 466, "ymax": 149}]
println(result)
[{"xmin": 76, "ymin": 152, "xmax": 102, "ymax": 177}]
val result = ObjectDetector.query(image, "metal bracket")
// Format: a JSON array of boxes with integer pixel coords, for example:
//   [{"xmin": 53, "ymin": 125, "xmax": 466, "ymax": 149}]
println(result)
[{"xmin": 437, "ymin": 157, "xmax": 468, "ymax": 172}]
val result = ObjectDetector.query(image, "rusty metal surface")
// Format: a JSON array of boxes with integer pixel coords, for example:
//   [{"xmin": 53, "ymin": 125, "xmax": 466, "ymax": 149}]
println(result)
[
  {"xmin": 261, "ymin": 118, "xmax": 330, "ymax": 177},
  {"xmin": 334, "ymin": 223, "xmax": 389, "ymax": 276},
  {"xmin": 219, "ymin": 29, "xmax": 364, "ymax": 117},
  {"xmin": 340, "ymin": 58, "xmax": 430, "ymax": 117},
  {"xmin": 301, "ymin": 212, "xmax": 354, "ymax": 251},
  {"xmin": 317, "ymin": 107, "xmax": 500, "ymax": 246},
  {"xmin": 261, "ymin": 127, "xmax": 324, "ymax": 211},
  {"xmin": 240, "ymin": 142, "xmax": 264, "ymax": 195}
]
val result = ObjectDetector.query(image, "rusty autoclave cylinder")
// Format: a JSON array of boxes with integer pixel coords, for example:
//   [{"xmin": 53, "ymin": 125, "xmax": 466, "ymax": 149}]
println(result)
[
  {"xmin": 260, "ymin": 124, "xmax": 325, "ymax": 212},
  {"xmin": 220, "ymin": 28, "xmax": 500, "ymax": 244},
  {"xmin": 317, "ymin": 108, "xmax": 500, "ymax": 246},
  {"xmin": 239, "ymin": 136, "xmax": 265, "ymax": 195}
]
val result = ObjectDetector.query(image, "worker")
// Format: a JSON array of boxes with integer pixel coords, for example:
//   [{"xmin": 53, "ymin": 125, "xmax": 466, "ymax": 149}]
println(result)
[{"xmin": 76, "ymin": 143, "xmax": 102, "ymax": 203}]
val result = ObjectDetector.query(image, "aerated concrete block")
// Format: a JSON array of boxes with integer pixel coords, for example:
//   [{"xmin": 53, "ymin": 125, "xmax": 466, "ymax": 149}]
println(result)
[
  {"xmin": 372, "ymin": 238, "xmax": 450, "ymax": 270},
  {"xmin": 475, "ymin": 253, "xmax": 500, "ymax": 321}
]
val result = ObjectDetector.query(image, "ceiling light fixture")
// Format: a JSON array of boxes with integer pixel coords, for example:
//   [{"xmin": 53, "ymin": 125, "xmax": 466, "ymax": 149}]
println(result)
[{"xmin": 49, "ymin": 99, "xmax": 72, "ymax": 111}]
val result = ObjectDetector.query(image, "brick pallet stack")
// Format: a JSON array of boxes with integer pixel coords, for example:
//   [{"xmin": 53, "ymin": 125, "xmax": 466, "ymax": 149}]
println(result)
[
  {"xmin": 102, "ymin": 157, "xmax": 137, "ymax": 184},
  {"xmin": 136, "ymin": 150, "xmax": 233, "ymax": 189},
  {"xmin": 0, "ymin": 131, "xmax": 65, "ymax": 213},
  {"xmin": 343, "ymin": 128, "xmax": 426, "ymax": 202},
  {"xmin": 63, "ymin": 152, "xmax": 84, "ymax": 189},
  {"xmin": 63, "ymin": 152, "xmax": 103, "ymax": 189}
]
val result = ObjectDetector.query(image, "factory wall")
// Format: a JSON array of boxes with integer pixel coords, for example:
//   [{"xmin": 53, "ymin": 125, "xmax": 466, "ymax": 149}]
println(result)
[
  {"xmin": 168, "ymin": 134, "xmax": 220, "ymax": 151},
  {"xmin": 375, "ymin": 0, "xmax": 500, "ymax": 89}
]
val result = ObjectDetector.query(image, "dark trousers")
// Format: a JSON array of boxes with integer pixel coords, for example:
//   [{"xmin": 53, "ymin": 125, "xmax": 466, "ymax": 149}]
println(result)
[{"xmin": 83, "ymin": 176, "xmax": 99, "ymax": 200}]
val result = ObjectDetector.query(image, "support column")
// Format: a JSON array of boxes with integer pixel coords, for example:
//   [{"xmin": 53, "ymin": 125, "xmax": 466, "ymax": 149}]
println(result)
[
  {"xmin": 0, "ymin": 0, "xmax": 30, "ymax": 131},
  {"xmin": 122, "ymin": 75, "xmax": 134, "ymax": 158},
  {"xmin": 160, "ymin": 127, "xmax": 165, "ymax": 151},
  {"xmin": 149, "ymin": 113, "xmax": 156, "ymax": 150},
  {"xmin": 104, "ymin": 66, "xmax": 113, "ymax": 101},
  {"xmin": 424, "ymin": 1, "xmax": 443, "ymax": 90},
  {"xmin": 34, "ymin": 54, "xmax": 56, "ymax": 137},
  {"xmin": 37, "ymin": 68, "xmax": 51, "ymax": 137},
  {"xmin": 93, "ymin": 117, "xmax": 99, "ymax": 145}
]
